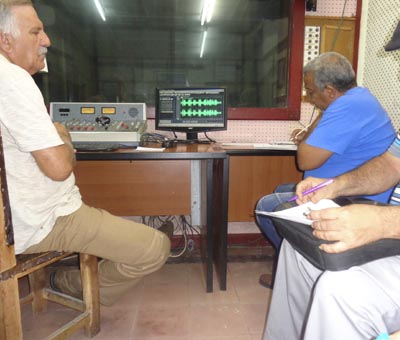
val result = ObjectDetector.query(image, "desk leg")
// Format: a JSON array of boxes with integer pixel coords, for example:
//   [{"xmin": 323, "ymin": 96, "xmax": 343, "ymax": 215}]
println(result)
[
  {"xmin": 212, "ymin": 157, "xmax": 228, "ymax": 291},
  {"xmin": 203, "ymin": 159, "xmax": 214, "ymax": 292},
  {"xmin": 202, "ymin": 157, "xmax": 228, "ymax": 293}
]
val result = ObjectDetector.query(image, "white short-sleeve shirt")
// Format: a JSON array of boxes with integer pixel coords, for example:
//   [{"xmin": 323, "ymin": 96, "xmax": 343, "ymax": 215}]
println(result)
[{"xmin": 0, "ymin": 54, "xmax": 82, "ymax": 254}]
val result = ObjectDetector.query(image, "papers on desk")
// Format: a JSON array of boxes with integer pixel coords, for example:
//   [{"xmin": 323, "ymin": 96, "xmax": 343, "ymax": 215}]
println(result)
[
  {"xmin": 253, "ymin": 143, "xmax": 297, "ymax": 150},
  {"xmin": 222, "ymin": 142, "xmax": 297, "ymax": 150},
  {"xmin": 255, "ymin": 199, "xmax": 339, "ymax": 225},
  {"xmin": 135, "ymin": 146, "xmax": 165, "ymax": 152}
]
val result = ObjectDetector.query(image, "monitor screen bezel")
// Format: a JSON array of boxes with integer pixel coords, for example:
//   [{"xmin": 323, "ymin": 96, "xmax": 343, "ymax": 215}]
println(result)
[{"xmin": 155, "ymin": 87, "xmax": 228, "ymax": 137}]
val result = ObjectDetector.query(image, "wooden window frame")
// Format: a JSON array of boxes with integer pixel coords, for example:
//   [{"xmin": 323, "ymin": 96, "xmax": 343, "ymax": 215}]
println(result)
[{"xmin": 227, "ymin": 0, "xmax": 305, "ymax": 121}]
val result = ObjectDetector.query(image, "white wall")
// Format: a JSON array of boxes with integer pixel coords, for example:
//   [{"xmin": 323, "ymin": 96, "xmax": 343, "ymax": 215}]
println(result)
[{"xmin": 357, "ymin": 0, "xmax": 400, "ymax": 129}]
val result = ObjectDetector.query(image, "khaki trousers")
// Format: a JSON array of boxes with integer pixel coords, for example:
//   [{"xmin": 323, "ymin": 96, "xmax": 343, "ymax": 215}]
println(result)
[{"xmin": 24, "ymin": 203, "xmax": 171, "ymax": 306}]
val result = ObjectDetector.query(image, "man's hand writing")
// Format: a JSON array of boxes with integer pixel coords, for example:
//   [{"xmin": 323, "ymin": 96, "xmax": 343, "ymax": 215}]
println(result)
[
  {"xmin": 295, "ymin": 177, "xmax": 336, "ymax": 204},
  {"xmin": 308, "ymin": 204, "xmax": 384, "ymax": 253}
]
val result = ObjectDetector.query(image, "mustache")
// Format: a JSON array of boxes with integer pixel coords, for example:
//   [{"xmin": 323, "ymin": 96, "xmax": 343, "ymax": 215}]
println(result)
[{"xmin": 38, "ymin": 47, "xmax": 48, "ymax": 56}]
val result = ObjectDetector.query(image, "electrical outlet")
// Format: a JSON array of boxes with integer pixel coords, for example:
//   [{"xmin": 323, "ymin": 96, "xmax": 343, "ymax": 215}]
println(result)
[{"xmin": 187, "ymin": 239, "xmax": 195, "ymax": 252}]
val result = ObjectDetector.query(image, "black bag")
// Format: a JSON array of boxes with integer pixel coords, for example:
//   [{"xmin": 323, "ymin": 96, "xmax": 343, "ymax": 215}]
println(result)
[{"xmin": 271, "ymin": 197, "xmax": 400, "ymax": 271}]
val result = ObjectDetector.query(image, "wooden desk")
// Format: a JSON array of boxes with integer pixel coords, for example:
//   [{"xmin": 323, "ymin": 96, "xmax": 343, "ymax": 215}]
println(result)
[
  {"xmin": 75, "ymin": 143, "xmax": 229, "ymax": 292},
  {"xmin": 223, "ymin": 146, "xmax": 303, "ymax": 222}
]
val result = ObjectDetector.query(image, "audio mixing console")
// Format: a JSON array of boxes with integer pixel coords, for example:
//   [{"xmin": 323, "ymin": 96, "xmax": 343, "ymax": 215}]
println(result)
[{"xmin": 50, "ymin": 102, "xmax": 147, "ymax": 146}]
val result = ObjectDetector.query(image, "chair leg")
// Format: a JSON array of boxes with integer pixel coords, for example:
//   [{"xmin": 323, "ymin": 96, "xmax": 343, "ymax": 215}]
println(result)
[
  {"xmin": 29, "ymin": 269, "xmax": 48, "ymax": 314},
  {"xmin": 0, "ymin": 278, "xmax": 23, "ymax": 340},
  {"xmin": 79, "ymin": 254, "xmax": 100, "ymax": 337}
]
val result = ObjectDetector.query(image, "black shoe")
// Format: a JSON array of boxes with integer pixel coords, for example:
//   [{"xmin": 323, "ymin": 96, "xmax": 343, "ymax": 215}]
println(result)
[{"xmin": 259, "ymin": 273, "xmax": 273, "ymax": 289}]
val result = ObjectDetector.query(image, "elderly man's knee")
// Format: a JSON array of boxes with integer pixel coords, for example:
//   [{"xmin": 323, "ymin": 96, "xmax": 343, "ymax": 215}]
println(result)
[{"xmin": 314, "ymin": 270, "xmax": 367, "ymax": 307}]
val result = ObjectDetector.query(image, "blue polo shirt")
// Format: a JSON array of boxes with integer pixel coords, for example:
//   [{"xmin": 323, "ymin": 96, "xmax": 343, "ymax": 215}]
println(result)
[{"xmin": 305, "ymin": 87, "xmax": 395, "ymax": 203}]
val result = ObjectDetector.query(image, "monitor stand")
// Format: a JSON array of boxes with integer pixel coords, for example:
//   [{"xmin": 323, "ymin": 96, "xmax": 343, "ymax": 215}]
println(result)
[{"xmin": 186, "ymin": 132, "xmax": 198, "ymax": 141}]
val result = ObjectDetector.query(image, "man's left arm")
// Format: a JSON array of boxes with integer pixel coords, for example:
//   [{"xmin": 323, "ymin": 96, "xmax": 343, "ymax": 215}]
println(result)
[
  {"xmin": 307, "ymin": 204, "xmax": 400, "ymax": 253},
  {"xmin": 31, "ymin": 123, "xmax": 76, "ymax": 181}
]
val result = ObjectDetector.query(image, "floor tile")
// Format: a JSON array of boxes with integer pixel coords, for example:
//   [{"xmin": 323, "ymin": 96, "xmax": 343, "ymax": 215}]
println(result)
[
  {"xmin": 191, "ymin": 336, "xmax": 253, "ymax": 340},
  {"xmin": 240, "ymin": 303, "xmax": 269, "ymax": 334},
  {"xmin": 19, "ymin": 261, "xmax": 271, "ymax": 339},
  {"xmin": 188, "ymin": 304, "xmax": 249, "ymax": 337},
  {"xmin": 132, "ymin": 306, "xmax": 190, "ymax": 338},
  {"xmin": 229, "ymin": 262, "xmax": 272, "ymax": 304}
]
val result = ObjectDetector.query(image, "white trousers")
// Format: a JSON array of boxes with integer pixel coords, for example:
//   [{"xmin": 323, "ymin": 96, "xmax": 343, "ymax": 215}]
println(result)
[{"xmin": 264, "ymin": 240, "xmax": 400, "ymax": 340}]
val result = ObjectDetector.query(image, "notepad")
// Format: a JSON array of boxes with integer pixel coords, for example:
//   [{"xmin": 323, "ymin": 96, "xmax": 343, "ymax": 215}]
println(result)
[{"xmin": 255, "ymin": 199, "xmax": 340, "ymax": 225}]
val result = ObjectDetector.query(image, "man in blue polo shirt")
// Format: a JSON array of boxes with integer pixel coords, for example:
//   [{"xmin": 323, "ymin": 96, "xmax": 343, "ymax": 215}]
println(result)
[
  {"xmin": 255, "ymin": 51, "xmax": 395, "ymax": 288},
  {"xmin": 264, "ymin": 22, "xmax": 400, "ymax": 340}
]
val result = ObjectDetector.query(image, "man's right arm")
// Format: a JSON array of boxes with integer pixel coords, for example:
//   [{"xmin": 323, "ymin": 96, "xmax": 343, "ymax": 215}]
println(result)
[{"xmin": 296, "ymin": 150, "xmax": 400, "ymax": 203}]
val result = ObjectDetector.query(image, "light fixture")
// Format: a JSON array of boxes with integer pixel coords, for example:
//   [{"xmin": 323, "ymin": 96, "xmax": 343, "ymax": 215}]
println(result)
[
  {"xmin": 200, "ymin": 0, "xmax": 216, "ymax": 26},
  {"xmin": 200, "ymin": 30, "xmax": 207, "ymax": 58},
  {"xmin": 93, "ymin": 0, "xmax": 106, "ymax": 21}
]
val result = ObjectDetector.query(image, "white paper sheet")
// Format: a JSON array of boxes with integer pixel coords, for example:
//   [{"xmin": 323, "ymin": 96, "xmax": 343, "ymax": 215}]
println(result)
[{"xmin": 255, "ymin": 199, "xmax": 340, "ymax": 225}]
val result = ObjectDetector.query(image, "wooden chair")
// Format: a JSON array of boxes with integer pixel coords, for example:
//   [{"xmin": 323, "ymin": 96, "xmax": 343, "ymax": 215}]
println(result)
[{"xmin": 0, "ymin": 139, "xmax": 100, "ymax": 339}]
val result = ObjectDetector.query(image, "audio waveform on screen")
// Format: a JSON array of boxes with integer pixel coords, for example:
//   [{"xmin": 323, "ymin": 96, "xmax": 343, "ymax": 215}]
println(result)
[
  {"xmin": 180, "ymin": 109, "xmax": 221, "ymax": 117},
  {"xmin": 180, "ymin": 99, "xmax": 222, "ymax": 106}
]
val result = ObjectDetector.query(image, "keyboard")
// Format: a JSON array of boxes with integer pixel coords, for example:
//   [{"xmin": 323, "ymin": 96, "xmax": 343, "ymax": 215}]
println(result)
[{"xmin": 72, "ymin": 142, "xmax": 135, "ymax": 152}]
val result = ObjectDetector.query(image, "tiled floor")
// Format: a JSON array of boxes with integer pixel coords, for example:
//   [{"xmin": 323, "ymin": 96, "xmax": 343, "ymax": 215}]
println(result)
[{"xmin": 20, "ymin": 260, "xmax": 273, "ymax": 340}]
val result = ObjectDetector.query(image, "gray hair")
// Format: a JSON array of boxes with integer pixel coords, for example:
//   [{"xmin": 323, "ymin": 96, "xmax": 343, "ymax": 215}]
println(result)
[
  {"xmin": 303, "ymin": 52, "xmax": 357, "ymax": 92},
  {"xmin": 0, "ymin": 0, "xmax": 33, "ymax": 37}
]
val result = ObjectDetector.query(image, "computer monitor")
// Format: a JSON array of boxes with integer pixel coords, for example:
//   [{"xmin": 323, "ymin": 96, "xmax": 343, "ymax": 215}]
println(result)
[{"xmin": 155, "ymin": 87, "xmax": 227, "ymax": 141}]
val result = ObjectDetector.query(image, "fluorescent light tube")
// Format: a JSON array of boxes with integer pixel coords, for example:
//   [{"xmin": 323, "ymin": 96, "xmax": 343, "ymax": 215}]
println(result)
[
  {"xmin": 200, "ymin": 30, "xmax": 207, "ymax": 58},
  {"xmin": 206, "ymin": 0, "xmax": 216, "ymax": 23},
  {"xmin": 93, "ymin": 0, "xmax": 106, "ymax": 21},
  {"xmin": 201, "ymin": 0, "xmax": 216, "ymax": 26}
]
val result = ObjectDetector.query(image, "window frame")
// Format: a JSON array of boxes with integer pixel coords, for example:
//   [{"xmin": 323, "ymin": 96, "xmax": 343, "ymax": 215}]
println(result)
[{"xmin": 226, "ymin": 0, "xmax": 305, "ymax": 121}]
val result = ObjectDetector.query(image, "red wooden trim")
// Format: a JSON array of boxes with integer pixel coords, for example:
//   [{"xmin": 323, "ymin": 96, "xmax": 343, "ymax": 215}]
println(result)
[{"xmin": 353, "ymin": 0, "xmax": 363, "ymax": 73}]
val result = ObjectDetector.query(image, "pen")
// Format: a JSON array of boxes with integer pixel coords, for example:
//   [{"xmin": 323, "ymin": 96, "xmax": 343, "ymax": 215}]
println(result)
[
  {"xmin": 291, "ymin": 122, "xmax": 312, "ymax": 142},
  {"xmin": 288, "ymin": 178, "xmax": 334, "ymax": 202}
]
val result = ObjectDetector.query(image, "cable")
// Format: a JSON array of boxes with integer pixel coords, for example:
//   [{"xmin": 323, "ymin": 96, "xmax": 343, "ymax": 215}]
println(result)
[
  {"xmin": 172, "ymin": 131, "xmax": 215, "ymax": 145},
  {"xmin": 297, "ymin": 0, "xmax": 347, "ymax": 136},
  {"xmin": 203, "ymin": 132, "xmax": 216, "ymax": 143},
  {"xmin": 142, "ymin": 214, "xmax": 201, "ymax": 258},
  {"xmin": 180, "ymin": 215, "xmax": 201, "ymax": 236},
  {"xmin": 329, "ymin": 0, "xmax": 349, "ymax": 51},
  {"xmin": 169, "ymin": 215, "xmax": 188, "ymax": 258}
]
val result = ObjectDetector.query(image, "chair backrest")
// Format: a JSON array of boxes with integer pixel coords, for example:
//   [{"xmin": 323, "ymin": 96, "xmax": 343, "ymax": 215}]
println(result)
[{"xmin": 0, "ymin": 131, "xmax": 16, "ymax": 275}]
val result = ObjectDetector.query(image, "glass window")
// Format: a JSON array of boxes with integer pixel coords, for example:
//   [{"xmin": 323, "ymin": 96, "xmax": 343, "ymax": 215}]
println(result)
[{"xmin": 33, "ymin": 0, "xmax": 304, "ymax": 120}]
